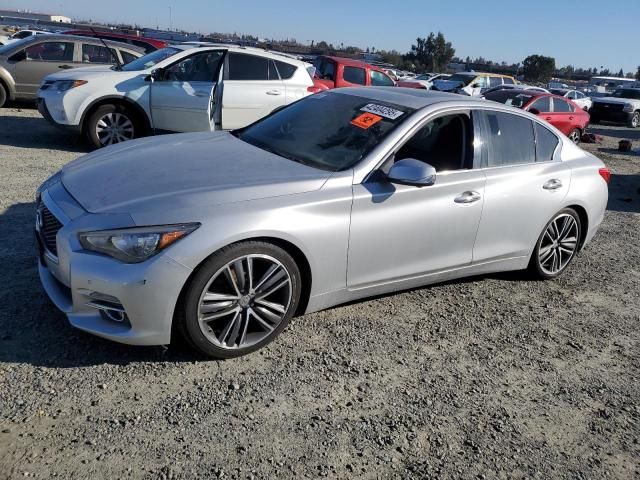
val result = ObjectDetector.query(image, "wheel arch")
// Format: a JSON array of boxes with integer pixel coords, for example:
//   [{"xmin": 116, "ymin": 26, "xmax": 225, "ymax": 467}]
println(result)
[
  {"xmin": 80, "ymin": 96, "xmax": 151, "ymax": 133},
  {"xmin": 171, "ymin": 235, "xmax": 313, "ymax": 342},
  {"xmin": 565, "ymin": 203, "xmax": 589, "ymax": 251},
  {"xmin": 0, "ymin": 68, "xmax": 15, "ymax": 100}
]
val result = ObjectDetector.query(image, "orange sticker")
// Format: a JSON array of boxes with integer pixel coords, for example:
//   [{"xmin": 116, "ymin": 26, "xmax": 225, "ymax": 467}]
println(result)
[{"xmin": 351, "ymin": 112, "xmax": 383, "ymax": 129}]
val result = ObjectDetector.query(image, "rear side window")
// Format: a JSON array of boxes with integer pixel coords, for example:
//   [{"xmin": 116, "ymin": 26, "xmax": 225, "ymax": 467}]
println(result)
[
  {"xmin": 529, "ymin": 97, "xmax": 551, "ymax": 113},
  {"xmin": 489, "ymin": 76, "xmax": 503, "ymax": 88},
  {"xmin": 553, "ymin": 98, "xmax": 574, "ymax": 112},
  {"xmin": 228, "ymin": 52, "xmax": 268, "ymax": 80},
  {"xmin": 370, "ymin": 70, "xmax": 394, "ymax": 86},
  {"xmin": 82, "ymin": 44, "xmax": 117, "ymax": 64},
  {"xmin": 503, "ymin": 77, "xmax": 515, "ymax": 85},
  {"xmin": 484, "ymin": 111, "xmax": 536, "ymax": 167},
  {"xmin": 343, "ymin": 66, "xmax": 366, "ymax": 85},
  {"xmin": 275, "ymin": 60, "xmax": 297, "ymax": 79},
  {"xmin": 535, "ymin": 123, "xmax": 559, "ymax": 162}
]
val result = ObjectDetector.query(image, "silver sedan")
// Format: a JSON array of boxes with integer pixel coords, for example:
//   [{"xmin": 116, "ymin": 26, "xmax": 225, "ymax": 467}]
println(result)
[{"xmin": 36, "ymin": 87, "xmax": 609, "ymax": 358}]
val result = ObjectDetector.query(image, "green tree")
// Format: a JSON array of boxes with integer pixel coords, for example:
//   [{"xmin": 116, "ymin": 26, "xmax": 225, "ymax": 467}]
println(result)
[
  {"xmin": 522, "ymin": 55, "xmax": 556, "ymax": 83},
  {"xmin": 408, "ymin": 32, "xmax": 455, "ymax": 72},
  {"xmin": 636, "ymin": 66, "xmax": 640, "ymax": 81},
  {"xmin": 377, "ymin": 49, "xmax": 403, "ymax": 67}
]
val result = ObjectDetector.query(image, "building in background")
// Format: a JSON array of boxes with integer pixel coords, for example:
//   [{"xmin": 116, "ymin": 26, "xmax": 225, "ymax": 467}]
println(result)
[{"xmin": 0, "ymin": 9, "xmax": 71, "ymax": 23}]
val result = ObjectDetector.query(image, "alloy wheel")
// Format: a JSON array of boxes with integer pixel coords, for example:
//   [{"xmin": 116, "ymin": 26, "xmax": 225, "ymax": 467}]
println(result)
[
  {"xmin": 95, "ymin": 112, "xmax": 135, "ymax": 146},
  {"xmin": 569, "ymin": 130, "xmax": 581, "ymax": 144},
  {"xmin": 196, "ymin": 254, "xmax": 292, "ymax": 350},
  {"xmin": 537, "ymin": 213, "xmax": 579, "ymax": 275},
  {"xmin": 632, "ymin": 113, "xmax": 639, "ymax": 128}
]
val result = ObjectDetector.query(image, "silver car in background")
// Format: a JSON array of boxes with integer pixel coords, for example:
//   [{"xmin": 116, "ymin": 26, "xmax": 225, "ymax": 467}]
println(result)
[{"xmin": 36, "ymin": 87, "xmax": 609, "ymax": 358}]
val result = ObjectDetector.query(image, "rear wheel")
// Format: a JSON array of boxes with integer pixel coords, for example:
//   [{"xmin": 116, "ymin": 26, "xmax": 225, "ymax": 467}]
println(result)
[
  {"xmin": 0, "ymin": 82, "xmax": 7, "ymax": 108},
  {"xmin": 528, "ymin": 208, "xmax": 581, "ymax": 280},
  {"xmin": 568, "ymin": 128, "xmax": 581, "ymax": 145},
  {"xmin": 628, "ymin": 111, "xmax": 640, "ymax": 128},
  {"xmin": 178, "ymin": 241, "xmax": 302, "ymax": 359},
  {"xmin": 84, "ymin": 104, "xmax": 140, "ymax": 149}
]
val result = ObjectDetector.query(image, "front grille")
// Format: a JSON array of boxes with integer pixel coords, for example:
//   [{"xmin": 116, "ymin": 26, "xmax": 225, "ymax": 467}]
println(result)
[
  {"xmin": 592, "ymin": 103, "xmax": 624, "ymax": 112},
  {"xmin": 38, "ymin": 203, "xmax": 63, "ymax": 256}
]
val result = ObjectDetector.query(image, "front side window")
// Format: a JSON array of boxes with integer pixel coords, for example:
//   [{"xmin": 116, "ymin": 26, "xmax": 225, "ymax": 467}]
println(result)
[
  {"xmin": 370, "ymin": 70, "xmax": 394, "ymax": 86},
  {"xmin": 553, "ymin": 98, "xmax": 573, "ymax": 112},
  {"xmin": 228, "ymin": 52, "xmax": 269, "ymax": 81},
  {"xmin": 343, "ymin": 66, "xmax": 366, "ymax": 85},
  {"xmin": 120, "ymin": 50, "xmax": 138, "ymax": 64},
  {"xmin": 395, "ymin": 113, "xmax": 473, "ymax": 172},
  {"xmin": 82, "ymin": 44, "xmax": 117, "ymax": 64},
  {"xmin": 314, "ymin": 59, "xmax": 335, "ymax": 81},
  {"xmin": 237, "ymin": 92, "xmax": 413, "ymax": 171},
  {"xmin": 484, "ymin": 111, "xmax": 536, "ymax": 167},
  {"xmin": 529, "ymin": 97, "xmax": 552, "ymax": 113},
  {"xmin": 164, "ymin": 51, "xmax": 224, "ymax": 82},
  {"xmin": 472, "ymin": 76, "xmax": 488, "ymax": 88},
  {"xmin": 535, "ymin": 123, "xmax": 559, "ymax": 162},
  {"xmin": 25, "ymin": 42, "xmax": 74, "ymax": 61}
]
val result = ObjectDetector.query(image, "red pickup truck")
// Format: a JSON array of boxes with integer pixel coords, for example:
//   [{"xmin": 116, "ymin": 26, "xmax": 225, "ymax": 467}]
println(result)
[{"xmin": 312, "ymin": 56, "xmax": 396, "ymax": 89}]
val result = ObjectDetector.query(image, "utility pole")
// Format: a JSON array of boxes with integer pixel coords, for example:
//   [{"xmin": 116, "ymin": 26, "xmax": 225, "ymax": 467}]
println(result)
[{"xmin": 168, "ymin": 6, "xmax": 172, "ymax": 31}]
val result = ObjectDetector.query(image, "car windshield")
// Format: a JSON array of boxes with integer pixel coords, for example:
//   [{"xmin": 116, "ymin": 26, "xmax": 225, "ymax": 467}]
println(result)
[
  {"xmin": 120, "ymin": 47, "xmax": 181, "ymax": 71},
  {"xmin": 237, "ymin": 92, "xmax": 414, "ymax": 172},
  {"xmin": 443, "ymin": 74, "xmax": 475, "ymax": 86},
  {"xmin": 549, "ymin": 89, "xmax": 567, "ymax": 96},
  {"xmin": 611, "ymin": 89, "xmax": 640, "ymax": 100},
  {"xmin": 485, "ymin": 91, "xmax": 534, "ymax": 108}
]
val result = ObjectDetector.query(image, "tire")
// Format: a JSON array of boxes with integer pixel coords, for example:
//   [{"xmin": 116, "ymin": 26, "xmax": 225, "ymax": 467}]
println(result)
[
  {"xmin": 628, "ymin": 111, "xmax": 640, "ymax": 128},
  {"xmin": 177, "ymin": 241, "xmax": 302, "ymax": 359},
  {"xmin": 0, "ymin": 82, "xmax": 6, "ymax": 108},
  {"xmin": 568, "ymin": 128, "xmax": 581, "ymax": 145},
  {"xmin": 528, "ymin": 208, "xmax": 581, "ymax": 280},
  {"xmin": 83, "ymin": 103, "xmax": 140, "ymax": 149}
]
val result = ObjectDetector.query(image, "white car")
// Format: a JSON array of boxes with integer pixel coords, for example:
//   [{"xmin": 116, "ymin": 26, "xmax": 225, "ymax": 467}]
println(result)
[
  {"xmin": 400, "ymin": 73, "xmax": 450, "ymax": 90},
  {"xmin": 549, "ymin": 88, "xmax": 592, "ymax": 111},
  {"xmin": 38, "ymin": 44, "xmax": 318, "ymax": 148},
  {"xmin": 6, "ymin": 29, "xmax": 50, "ymax": 43}
]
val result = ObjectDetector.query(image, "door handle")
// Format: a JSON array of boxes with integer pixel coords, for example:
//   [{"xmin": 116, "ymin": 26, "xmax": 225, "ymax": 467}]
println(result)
[
  {"xmin": 58, "ymin": 65, "xmax": 73, "ymax": 69},
  {"xmin": 266, "ymin": 90, "xmax": 282, "ymax": 96},
  {"xmin": 454, "ymin": 191, "xmax": 482, "ymax": 204},
  {"xmin": 543, "ymin": 179, "xmax": 563, "ymax": 190},
  {"xmin": 545, "ymin": 117, "xmax": 552, "ymax": 121},
  {"xmin": 569, "ymin": 116, "xmax": 574, "ymax": 120}
]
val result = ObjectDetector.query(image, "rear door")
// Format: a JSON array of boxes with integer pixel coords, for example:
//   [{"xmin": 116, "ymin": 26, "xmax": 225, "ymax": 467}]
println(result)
[
  {"xmin": 550, "ymin": 97, "xmax": 575, "ymax": 135},
  {"xmin": 13, "ymin": 40, "xmax": 76, "ymax": 97},
  {"xmin": 79, "ymin": 42, "xmax": 120, "ymax": 67},
  {"xmin": 221, "ymin": 52, "xmax": 286, "ymax": 130},
  {"xmin": 150, "ymin": 49, "xmax": 224, "ymax": 132},
  {"xmin": 472, "ymin": 110, "xmax": 571, "ymax": 263}
]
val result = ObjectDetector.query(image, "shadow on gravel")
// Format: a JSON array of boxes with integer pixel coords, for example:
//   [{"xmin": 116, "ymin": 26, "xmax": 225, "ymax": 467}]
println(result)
[
  {"xmin": 588, "ymin": 126, "xmax": 640, "ymax": 141},
  {"xmin": 0, "ymin": 111, "xmax": 89, "ymax": 153},
  {"xmin": 0, "ymin": 201, "xmax": 200, "ymax": 368},
  {"xmin": 607, "ymin": 174, "xmax": 640, "ymax": 214}
]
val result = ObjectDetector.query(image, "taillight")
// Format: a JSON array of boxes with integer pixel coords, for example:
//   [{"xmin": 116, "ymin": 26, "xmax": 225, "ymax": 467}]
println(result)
[
  {"xmin": 307, "ymin": 86, "xmax": 324, "ymax": 94},
  {"xmin": 598, "ymin": 167, "xmax": 611, "ymax": 183}
]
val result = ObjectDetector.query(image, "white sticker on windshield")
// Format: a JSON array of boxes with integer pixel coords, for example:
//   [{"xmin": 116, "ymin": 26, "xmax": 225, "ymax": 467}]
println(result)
[{"xmin": 360, "ymin": 103, "xmax": 405, "ymax": 120}]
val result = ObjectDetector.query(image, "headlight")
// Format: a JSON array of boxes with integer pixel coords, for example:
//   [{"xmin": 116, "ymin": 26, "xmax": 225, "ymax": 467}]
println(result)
[
  {"xmin": 78, "ymin": 223, "xmax": 200, "ymax": 263},
  {"xmin": 623, "ymin": 103, "xmax": 634, "ymax": 112},
  {"xmin": 55, "ymin": 80, "xmax": 88, "ymax": 92}
]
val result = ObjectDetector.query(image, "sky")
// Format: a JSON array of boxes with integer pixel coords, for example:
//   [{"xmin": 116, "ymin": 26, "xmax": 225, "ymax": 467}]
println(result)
[{"xmin": 4, "ymin": 0, "xmax": 639, "ymax": 73}]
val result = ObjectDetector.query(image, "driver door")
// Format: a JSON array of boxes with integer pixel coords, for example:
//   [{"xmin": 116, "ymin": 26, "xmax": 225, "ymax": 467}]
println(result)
[
  {"xmin": 347, "ymin": 111, "xmax": 486, "ymax": 289},
  {"xmin": 150, "ymin": 50, "xmax": 224, "ymax": 132},
  {"xmin": 13, "ymin": 40, "xmax": 76, "ymax": 97}
]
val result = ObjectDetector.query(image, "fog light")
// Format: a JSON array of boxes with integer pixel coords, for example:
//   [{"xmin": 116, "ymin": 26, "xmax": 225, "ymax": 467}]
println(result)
[{"xmin": 85, "ymin": 292, "xmax": 130, "ymax": 324}]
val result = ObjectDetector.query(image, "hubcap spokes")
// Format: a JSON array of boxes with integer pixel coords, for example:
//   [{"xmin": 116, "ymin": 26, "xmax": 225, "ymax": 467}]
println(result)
[
  {"xmin": 570, "ymin": 131, "xmax": 580, "ymax": 144},
  {"xmin": 197, "ymin": 255, "xmax": 292, "ymax": 349},
  {"xmin": 96, "ymin": 113, "xmax": 134, "ymax": 146},
  {"xmin": 539, "ymin": 214, "xmax": 578, "ymax": 275}
]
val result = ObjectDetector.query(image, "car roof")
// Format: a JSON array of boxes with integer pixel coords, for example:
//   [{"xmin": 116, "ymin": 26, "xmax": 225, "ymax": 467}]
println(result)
[
  {"xmin": 170, "ymin": 44, "xmax": 310, "ymax": 65},
  {"xmin": 331, "ymin": 86, "xmax": 486, "ymax": 109},
  {"xmin": 322, "ymin": 55, "xmax": 387, "ymax": 72},
  {"xmin": 7, "ymin": 33, "xmax": 146, "ymax": 53}
]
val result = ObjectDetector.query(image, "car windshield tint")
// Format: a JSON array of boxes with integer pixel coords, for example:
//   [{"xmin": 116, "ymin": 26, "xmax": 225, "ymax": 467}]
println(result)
[
  {"xmin": 612, "ymin": 89, "xmax": 640, "ymax": 100},
  {"xmin": 446, "ymin": 74, "xmax": 475, "ymax": 86},
  {"xmin": 485, "ymin": 91, "xmax": 533, "ymax": 108},
  {"xmin": 237, "ymin": 92, "xmax": 413, "ymax": 172},
  {"xmin": 120, "ymin": 47, "xmax": 181, "ymax": 71}
]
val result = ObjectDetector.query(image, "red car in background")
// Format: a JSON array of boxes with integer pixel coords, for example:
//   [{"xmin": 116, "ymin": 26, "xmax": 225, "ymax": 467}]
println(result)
[
  {"xmin": 313, "ymin": 55, "xmax": 396, "ymax": 89},
  {"xmin": 63, "ymin": 30, "xmax": 166, "ymax": 53},
  {"xmin": 484, "ymin": 89, "xmax": 589, "ymax": 144}
]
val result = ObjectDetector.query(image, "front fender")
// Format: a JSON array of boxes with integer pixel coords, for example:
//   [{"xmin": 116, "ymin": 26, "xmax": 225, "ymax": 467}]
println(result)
[{"xmin": 0, "ymin": 65, "xmax": 16, "ymax": 98}]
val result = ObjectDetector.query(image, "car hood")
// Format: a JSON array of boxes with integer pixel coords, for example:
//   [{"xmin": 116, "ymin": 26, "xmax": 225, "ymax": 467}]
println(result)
[
  {"xmin": 61, "ymin": 132, "xmax": 332, "ymax": 215},
  {"xmin": 44, "ymin": 65, "xmax": 136, "ymax": 81},
  {"xmin": 593, "ymin": 97, "xmax": 638, "ymax": 105}
]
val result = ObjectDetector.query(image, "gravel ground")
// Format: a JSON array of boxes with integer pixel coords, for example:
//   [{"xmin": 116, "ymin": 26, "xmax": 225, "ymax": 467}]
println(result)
[{"xmin": 0, "ymin": 106, "xmax": 639, "ymax": 480}]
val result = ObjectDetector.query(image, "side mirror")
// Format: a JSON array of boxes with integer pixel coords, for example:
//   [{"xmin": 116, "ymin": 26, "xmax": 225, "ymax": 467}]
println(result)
[
  {"xmin": 387, "ymin": 159, "xmax": 436, "ymax": 187},
  {"xmin": 528, "ymin": 108, "xmax": 540, "ymax": 115},
  {"xmin": 471, "ymin": 83, "xmax": 481, "ymax": 88},
  {"xmin": 8, "ymin": 50, "xmax": 26, "ymax": 62},
  {"xmin": 149, "ymin": 68, "xmax": 163, "ymax": 81}
]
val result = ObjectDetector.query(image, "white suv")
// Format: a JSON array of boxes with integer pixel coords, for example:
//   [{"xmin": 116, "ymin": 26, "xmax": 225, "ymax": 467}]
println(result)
[{"xmin": 38, "ymin": 44, "xmax": 318, "ymax": 148}]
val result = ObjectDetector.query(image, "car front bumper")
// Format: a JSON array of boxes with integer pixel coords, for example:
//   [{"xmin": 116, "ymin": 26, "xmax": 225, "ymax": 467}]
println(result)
[
  {"xmin": 37, "ymin": 187, "xmax": 193, "ymax": 346},
  {"xmin": 38, "ymin": 98, "xmax": 81, "ymax": 133},
  {"xmin": 590, "ymin": 107, "xmax": 634, "ymax": 124}
]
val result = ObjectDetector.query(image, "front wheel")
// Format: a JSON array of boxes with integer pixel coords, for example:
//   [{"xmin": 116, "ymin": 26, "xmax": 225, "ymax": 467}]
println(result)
[
  {"xmin": 628, "ymin": 111, "xmax": 640, "ymax": 128},
  {"xmin": 568, "ymin": 128, "xmax": 581, "ymax": 145},
  {"xmin": 84, "ymin": 104, "xmax": 139, "ymax": 149},
  {"xmin": 178, "ymin": 241, "xmax": 302, "ymax": 358},
  {"xmin": 528, "ymin": 208, "xmax": 581, "ymax": 280},
  {"xmin": 0, "ymin": 82, "xmax": 7, "ymax": 108}
]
